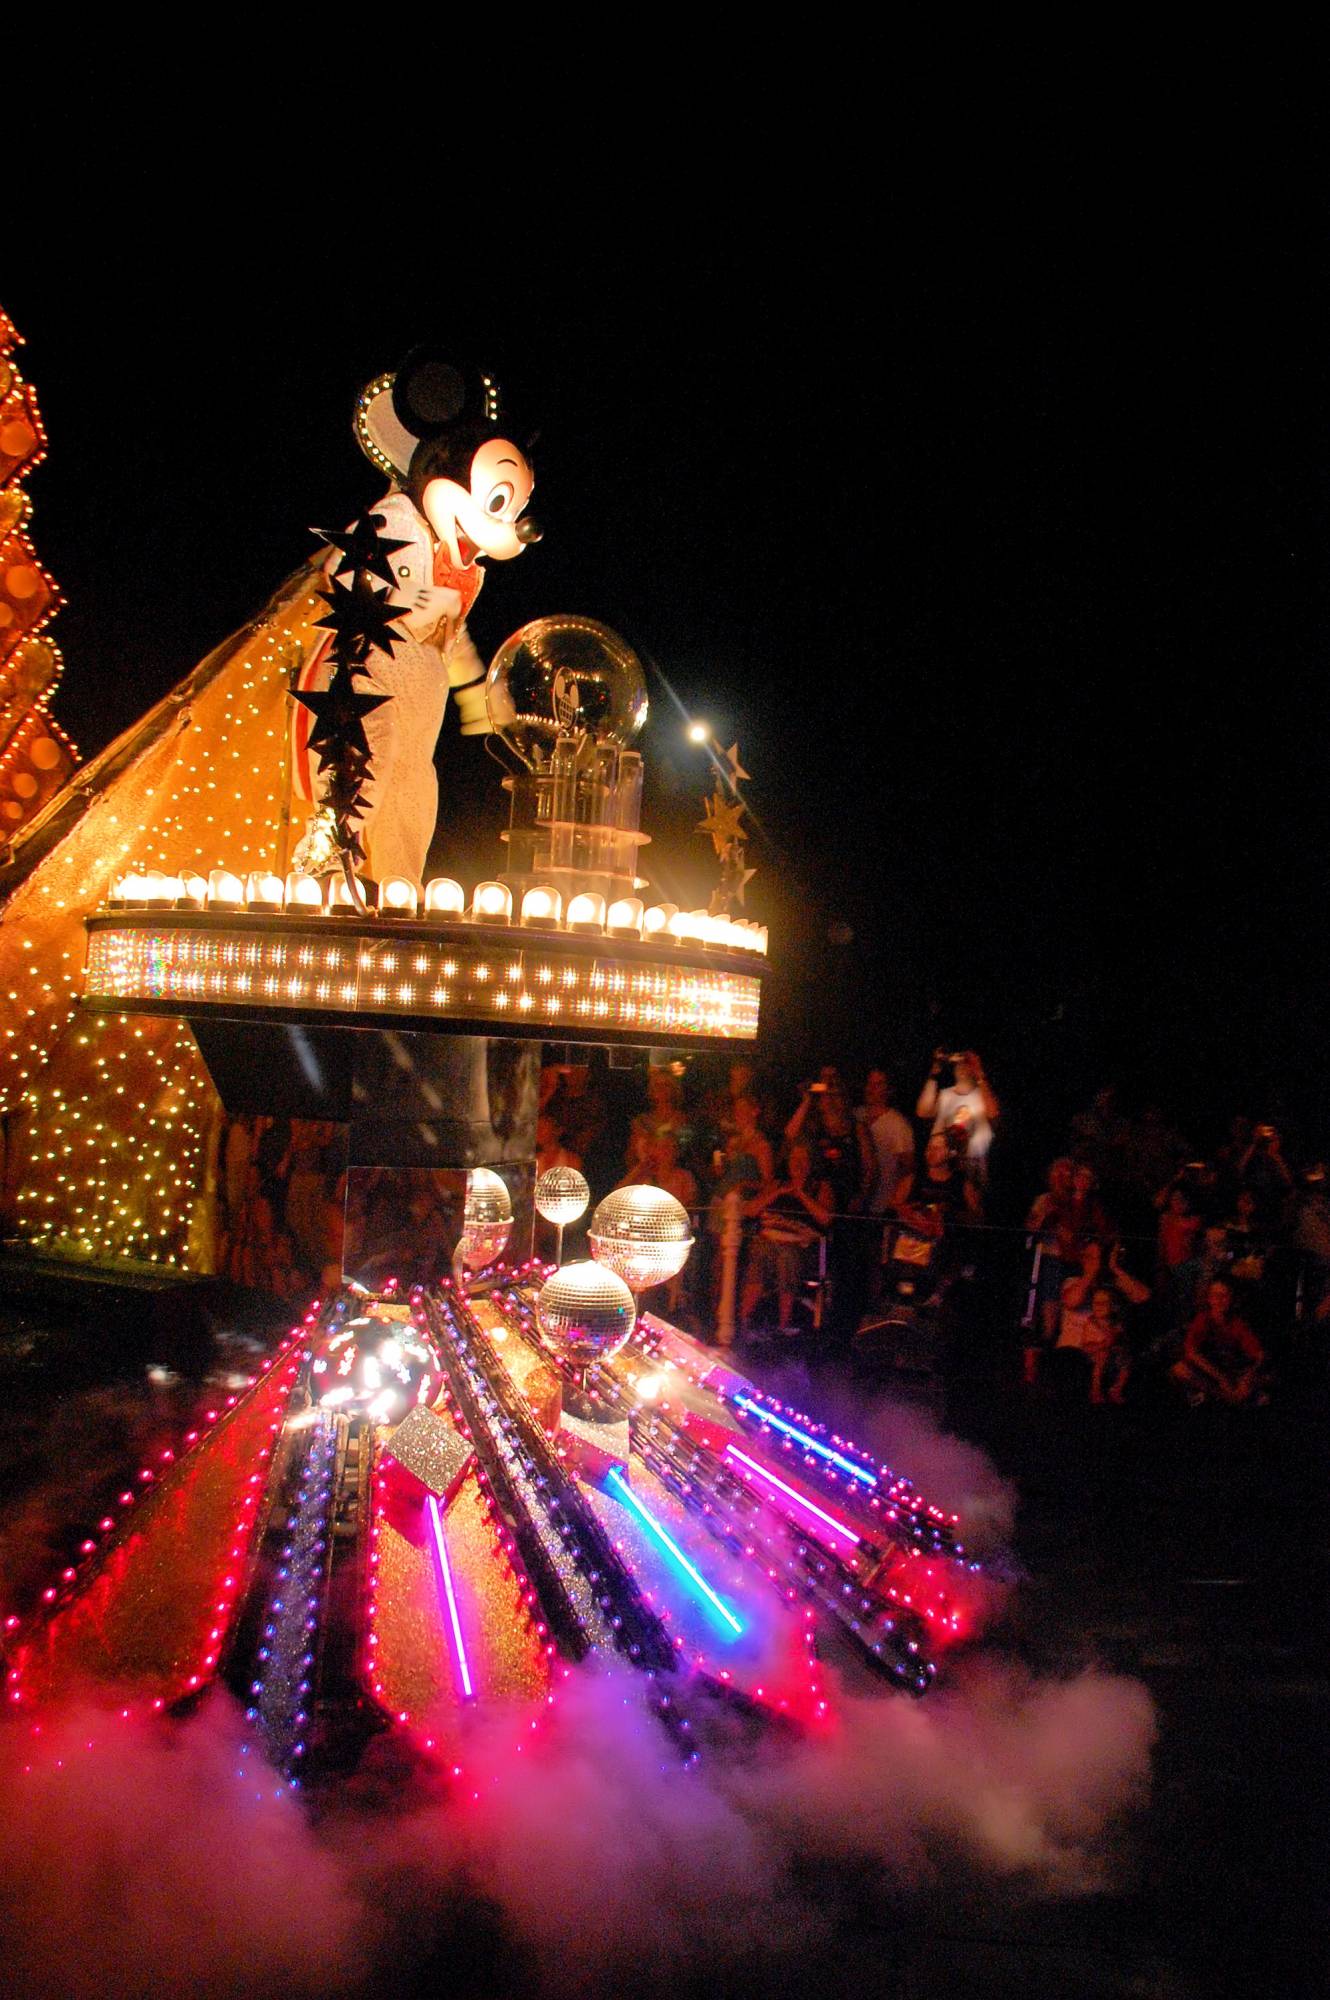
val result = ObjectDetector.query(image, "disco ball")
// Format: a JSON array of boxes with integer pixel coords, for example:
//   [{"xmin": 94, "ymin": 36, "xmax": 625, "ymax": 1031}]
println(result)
[
  {"xmin": 485, "ymin": 616, "xmax": 648, "ymax": 770},
  {"xmin": 588, "ymin": 1185, "xmax": 694, "ymax": 1293},
  {"xmin": 534, "ymin": 1164, "xmax": 591, "ymax": 1228},
  {"xmin": 459, "ymin": 1166, "xmax": 513, "ymax": 1271},
  {"xmin": 535, "ymin": 1260, "xmax": 637, "ymax": 1369}
]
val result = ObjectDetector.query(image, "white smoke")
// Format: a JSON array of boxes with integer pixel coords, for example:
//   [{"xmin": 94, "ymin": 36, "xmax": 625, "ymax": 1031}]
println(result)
[{"xmin": 0, "ymin": 1389, "xmax": 1153, "ymax": 1999}]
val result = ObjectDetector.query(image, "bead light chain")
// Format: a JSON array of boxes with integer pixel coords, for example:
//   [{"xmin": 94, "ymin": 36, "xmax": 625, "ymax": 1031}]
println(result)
[
  {"xmin": 246, "ymin": 1415, "xmax": 337, "ymax": 1781},
  {"xmin": 4, "ymin": 1318, "xmax": 309, "ymax": 1719}
]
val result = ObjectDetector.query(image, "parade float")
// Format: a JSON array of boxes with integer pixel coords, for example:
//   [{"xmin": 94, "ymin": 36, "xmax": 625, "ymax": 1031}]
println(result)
[{"xmin": 1, "ymin": 334, "xmax": 990, "ymax": 1781}]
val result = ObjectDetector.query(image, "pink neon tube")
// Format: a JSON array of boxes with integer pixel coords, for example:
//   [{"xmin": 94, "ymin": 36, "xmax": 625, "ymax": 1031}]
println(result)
[
  {"xmin": 725, "ymin": 1446, "xmax": 863, "ymax": 1547},
  {"xmin": 426, "ymin": 1493, "xmax": 475, "ymax": 1700}
]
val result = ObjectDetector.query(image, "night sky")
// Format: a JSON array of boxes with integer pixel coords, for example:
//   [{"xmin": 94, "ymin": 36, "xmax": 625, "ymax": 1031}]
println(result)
[{"xmin": 7, "ymin": 149, "xmax": 1329, "ymax": 1183}]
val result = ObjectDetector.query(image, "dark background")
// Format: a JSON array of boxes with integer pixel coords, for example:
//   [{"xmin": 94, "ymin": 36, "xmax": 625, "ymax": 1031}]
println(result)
[{"xmin": 7, "ymin": 134, "xmax": 1330, "ymax": 1197}]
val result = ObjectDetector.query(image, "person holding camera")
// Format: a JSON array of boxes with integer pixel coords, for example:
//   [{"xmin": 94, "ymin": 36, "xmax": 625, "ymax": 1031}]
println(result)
[
  {"xmin": 740, "ymin": 1141, "xmax": 835, "ymax": 1337},
  {"xmin": 785, "ymin": 1071, "xmax": 865, "ymax": 1337},
  {"xmin": 1058, "ymin": 1239, "xmax": 1151, "ymax": 1405},
  {"xmin": 916, "ymin": 1049, "xmax": 1000, "ymax": 1183}
]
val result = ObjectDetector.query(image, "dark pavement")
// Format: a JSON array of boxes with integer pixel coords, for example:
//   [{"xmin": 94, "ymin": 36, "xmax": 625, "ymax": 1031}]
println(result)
[{"xmin": 739, "ymin": 1279, "xmax": 1330, "ymax": 2000}]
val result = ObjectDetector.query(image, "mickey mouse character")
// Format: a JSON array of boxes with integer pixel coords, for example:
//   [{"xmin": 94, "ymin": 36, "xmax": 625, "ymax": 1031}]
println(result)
[{"xmin": 291, "ymin": 349, "xmax": 539, "ymax": 886}]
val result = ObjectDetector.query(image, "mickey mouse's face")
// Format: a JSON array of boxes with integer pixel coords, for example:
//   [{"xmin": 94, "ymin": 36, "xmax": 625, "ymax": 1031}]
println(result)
[
  {"xmin": 420, "ymin": 434, "xmax": 537, "ymax": 570},
  {"xmin": 371, "ymin": 348, "xmax": 541, "ymax": 574}
]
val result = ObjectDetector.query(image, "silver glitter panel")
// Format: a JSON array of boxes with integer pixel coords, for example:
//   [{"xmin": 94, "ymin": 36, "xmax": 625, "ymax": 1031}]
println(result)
[{"xmin": 382, "ymin": 1405, "xmax": 474, "ymax": 1499}]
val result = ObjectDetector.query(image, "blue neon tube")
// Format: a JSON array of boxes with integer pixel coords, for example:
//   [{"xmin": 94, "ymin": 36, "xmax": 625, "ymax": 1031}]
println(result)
[{"xmin": 606, "ymin": 1467, "xmax": 744, "ymax": 1638}]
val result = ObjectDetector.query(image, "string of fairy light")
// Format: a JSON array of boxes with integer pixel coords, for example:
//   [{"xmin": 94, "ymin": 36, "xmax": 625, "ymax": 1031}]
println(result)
[
  {"xmin": 1, "ymin": 596, "xmax": 320, "ymax": 1266},
  {"xmin": 12, "ymin": 1017, "xmax": 209, "ymax": 1263},
  {"xmin": 0, "ymin": 307, "xmax": 81, "ymax": 832}
]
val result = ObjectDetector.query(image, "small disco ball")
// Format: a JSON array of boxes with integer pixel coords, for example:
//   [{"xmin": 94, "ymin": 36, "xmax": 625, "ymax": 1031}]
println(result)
[
  {"xmin": 459, "ymin": 1166, "xmax": 513, "ymax": 1271},
  {"xmin": 535, "ymin": 1164, "xmax": 591, "ymax": 1228},
  {"xmin": 588, "ymin": 1185, "xmax": 694, "ymax": 1293},
  {"xmin": 485, "ymin": 615, "xmax": 648, "ymax": 770},
  {"xmin": 536, "ymin": 1260, "xmax": 637, "ymax": 1368}
]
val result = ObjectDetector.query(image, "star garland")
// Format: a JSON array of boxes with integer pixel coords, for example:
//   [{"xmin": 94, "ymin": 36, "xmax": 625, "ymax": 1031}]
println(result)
[{"xmin": 295, "ymin": 511, "xmax": 408, "ymax": 906}]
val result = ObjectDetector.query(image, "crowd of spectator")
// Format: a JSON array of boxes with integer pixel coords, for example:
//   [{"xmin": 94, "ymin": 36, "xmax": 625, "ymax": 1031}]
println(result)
[
  {"xmin": 538, "ymin": 1048, "xmax": 1001, "ymax": 1344},
  {"xmin": 1024, "ymin": 1095, "xmax": 1326, "ymax": 1408},
  {"xmin": 539, "ymin": 1056, "xmax": 1321, "ymax": 1412},
  {"xmin": 211, "ymin": 1057, "xmax": 1322, "ymax": 1415}
]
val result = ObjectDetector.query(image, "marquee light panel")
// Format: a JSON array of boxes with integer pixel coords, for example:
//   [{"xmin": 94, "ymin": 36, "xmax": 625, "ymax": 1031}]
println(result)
[{"xmin": 82, "ymin": 912, "xmax": 763, "ymax": 1044}]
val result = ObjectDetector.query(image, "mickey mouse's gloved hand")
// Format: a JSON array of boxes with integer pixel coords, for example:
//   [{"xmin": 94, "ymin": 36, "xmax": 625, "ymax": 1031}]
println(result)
[{"xmin": 453, "ymin": 679, "xmax": 493, "ymax": 735}]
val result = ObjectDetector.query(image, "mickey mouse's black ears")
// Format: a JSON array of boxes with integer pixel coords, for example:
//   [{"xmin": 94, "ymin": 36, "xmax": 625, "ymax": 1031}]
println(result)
[
  {"xmin": 391, "ymin": 346, "xmax": 469, "ymax": 438},
  {"xmin": 354, "ymin": 350, "xmax": 509, "ymax": 480}
]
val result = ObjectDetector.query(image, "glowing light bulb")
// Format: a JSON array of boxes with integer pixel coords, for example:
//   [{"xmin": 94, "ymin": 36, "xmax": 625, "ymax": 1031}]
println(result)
[
  {"xmin": 325, "ymin": 875, "xmax": 362, "ymax": 914},
  {"xmin": 284, "ymin": 872, "xmax": 323, "ymax": 910},
  {"xmin": 207, "ymin": 870, "xmax": 244, "ymax": 908},
  {"xmin": 520, "ymin": 885, "xmax": 562, "ymax": 927},
  {"xmin": 379, "ymin": 876, "xmax": 419, "ymax": 916},
  {"xmin": 246, "ymin": 872, "xmax": 283, "ymax": 910},
  {"xmin": 566, "ymin": 892, "xmax": 606, "ymax": 933},
  {"xmin": 424, "ymin": 877, "xmax": 465, "ymax": 917},
  {"xmin": 471, "ymin": 881, "xmax": 513, "ymax": 923}
]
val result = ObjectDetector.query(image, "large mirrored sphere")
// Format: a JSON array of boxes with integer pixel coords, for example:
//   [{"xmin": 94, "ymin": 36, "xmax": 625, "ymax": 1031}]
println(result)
[
  {"xmin": 486, "ymin": 615, "xmax": 648, "ymax": 769},
  {"xmin": 588, "ymin": 1185, "xmax": 694, "ymax": 1293},
  {"xmin": 534, "ymin": 1164, "xmax": 591, "ymax": 1228},
  {"xmin": 459, "ymin": 1165, "xmax": 513, "ymax": 1271},
  {"xmin": 535, "ymin": 1260, "xmax": 637, "ymax": 1368}
]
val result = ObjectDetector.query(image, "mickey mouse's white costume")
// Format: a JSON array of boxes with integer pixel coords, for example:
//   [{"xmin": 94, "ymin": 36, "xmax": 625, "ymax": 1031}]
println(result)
[{"xmin": 291, "ymin": 350, "xmax": 538, "ymax": 885}]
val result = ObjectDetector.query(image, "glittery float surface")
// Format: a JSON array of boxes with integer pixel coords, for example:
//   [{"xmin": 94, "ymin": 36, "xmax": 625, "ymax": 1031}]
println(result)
[
  {"xmin": 557, "ymin": 1408, "xmax": 630, "ymax": 1479},
  {"xmin": 584, "ymin": 1454, "xmax": 812, "ymax": 1715},
  {"xmin": 370, "ymin": 1449, "xmax": 548, "ymax": 1735},
  {"xmin": 1, "ymin": 579, "xmax": 328, "ymax": 1269},
  {"xmin": 521, "ymin": 1360, "xmax": 562, "ymax": 1436},
  {"xmin": 10, "ymin": 1359, "xmax": 297, "ymax": 1706},
  {"xmin": 6, "ymin": 1280, "xmax": 964, "ymax": 1771}
]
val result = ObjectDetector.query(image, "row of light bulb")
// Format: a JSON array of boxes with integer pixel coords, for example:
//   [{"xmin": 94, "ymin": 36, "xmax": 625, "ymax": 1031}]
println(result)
[{"xmin": 106, "ymin": 870, "xmax": 768, "ymax": 954}]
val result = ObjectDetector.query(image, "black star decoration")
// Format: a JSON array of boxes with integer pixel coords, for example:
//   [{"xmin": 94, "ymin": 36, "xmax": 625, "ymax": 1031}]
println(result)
[
  {"xmin": 315, "ymin": 572, "xmax": 408, "ymax": 665},
  {"xmin": 294, "ymin": 681, "xmax": 392, "ymax": 762},
  {"xmin": 314, "ymin": 512, "xmax": 408, "ymax": 589}
]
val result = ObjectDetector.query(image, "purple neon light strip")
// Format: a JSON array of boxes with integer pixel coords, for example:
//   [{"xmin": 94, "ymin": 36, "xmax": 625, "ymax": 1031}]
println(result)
[
  {"xmin": 426, "ymin": 1492, "xmax": 475, "ymax": 1701},
  {"xmin": 725, "ymin": 1446, "xmax": 863, "ymax": 1547}
]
